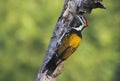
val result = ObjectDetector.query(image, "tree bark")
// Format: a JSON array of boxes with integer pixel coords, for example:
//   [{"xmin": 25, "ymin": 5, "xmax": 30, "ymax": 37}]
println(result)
[{"xmin": 36, "ymin": 0, "xmax": 106, "ymax": 81}]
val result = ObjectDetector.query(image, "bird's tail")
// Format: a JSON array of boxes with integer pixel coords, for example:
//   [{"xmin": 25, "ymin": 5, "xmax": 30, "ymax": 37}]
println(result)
[{"xmin": 43, "ymin": 54, "xmax": 60, "ymax": 76}]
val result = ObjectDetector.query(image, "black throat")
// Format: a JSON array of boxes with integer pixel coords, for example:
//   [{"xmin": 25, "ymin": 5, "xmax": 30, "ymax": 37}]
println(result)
[{"xmin": 70, "ymin": 29, "xmax": 82, "ymax": 38}]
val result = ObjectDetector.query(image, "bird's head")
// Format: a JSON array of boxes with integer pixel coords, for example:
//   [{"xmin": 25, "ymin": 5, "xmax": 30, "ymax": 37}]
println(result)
[{"xmin": 72, "ymin": 15, "xmax": 88, "ymax": 32}]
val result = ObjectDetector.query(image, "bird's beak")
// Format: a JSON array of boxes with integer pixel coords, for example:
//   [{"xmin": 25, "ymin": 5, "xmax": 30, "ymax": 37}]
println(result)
[{"xmin": 95, "ymin": 1, "xmax": 106, "ymax": 9}]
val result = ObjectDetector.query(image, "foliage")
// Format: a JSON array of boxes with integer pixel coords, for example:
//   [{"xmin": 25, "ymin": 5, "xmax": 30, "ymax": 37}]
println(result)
[{"xmin": 0, "ymin": 0, "xmax": 119, "ymax": 81}]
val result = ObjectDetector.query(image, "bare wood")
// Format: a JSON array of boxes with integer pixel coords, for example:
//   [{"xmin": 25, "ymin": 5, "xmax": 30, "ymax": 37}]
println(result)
[{"xmin": 36, "ymin": 0, "xmax": 106, "ymax": 81}]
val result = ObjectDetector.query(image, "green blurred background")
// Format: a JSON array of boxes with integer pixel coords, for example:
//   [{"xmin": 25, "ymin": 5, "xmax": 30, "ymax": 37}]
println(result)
[{"xmin": 0, "ymin": 0, "xmax": 119, "ymax": 81}]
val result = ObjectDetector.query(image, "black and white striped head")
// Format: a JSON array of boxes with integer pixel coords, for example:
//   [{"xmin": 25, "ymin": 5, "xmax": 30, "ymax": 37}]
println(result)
[{"xmin": 72, "ymin": 15, "xmax": 88, "ymax": 31}]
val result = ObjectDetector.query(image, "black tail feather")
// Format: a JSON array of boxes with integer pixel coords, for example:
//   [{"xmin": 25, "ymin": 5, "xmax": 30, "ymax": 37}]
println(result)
[{"xmin": 44, "ymin": 54, "xmax": 59, "ymax": 75}]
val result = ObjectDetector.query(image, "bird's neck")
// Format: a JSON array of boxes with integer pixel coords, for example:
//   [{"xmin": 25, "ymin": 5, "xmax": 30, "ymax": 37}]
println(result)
[{"xmin": 70, "ymin": 29, "xmax": 82, "ymax": 38}]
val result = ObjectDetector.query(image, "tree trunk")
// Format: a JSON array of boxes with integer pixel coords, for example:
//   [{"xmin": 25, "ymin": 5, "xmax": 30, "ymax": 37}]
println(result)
[{"xmin": 36, "ymin": 0, "xmax": 106, "ymax": 81}]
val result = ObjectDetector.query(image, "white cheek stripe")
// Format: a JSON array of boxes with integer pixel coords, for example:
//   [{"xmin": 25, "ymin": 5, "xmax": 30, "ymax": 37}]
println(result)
[{"xmin": 72, "ymin": 15, "xmax": 85, "ymax": 31}]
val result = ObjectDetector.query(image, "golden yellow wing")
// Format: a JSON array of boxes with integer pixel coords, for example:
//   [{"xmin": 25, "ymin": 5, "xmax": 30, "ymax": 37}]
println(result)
[{"xmin": 57, "ymin": 32, "xmax": 82, "ymax": 60}]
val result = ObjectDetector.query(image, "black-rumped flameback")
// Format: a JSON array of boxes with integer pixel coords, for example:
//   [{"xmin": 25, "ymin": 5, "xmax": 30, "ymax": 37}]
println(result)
[{"xmin": 44, "ymin": 15, "xmax": 88, "ymax": 76}]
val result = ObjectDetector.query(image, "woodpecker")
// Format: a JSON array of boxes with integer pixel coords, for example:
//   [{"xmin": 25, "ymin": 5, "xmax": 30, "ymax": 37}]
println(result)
[{"xmin": 44, "ymin": 15, "xmax": 88, "ymax": 76}]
